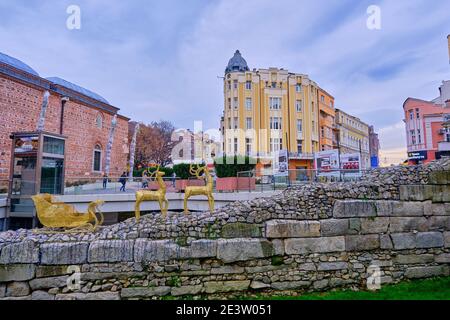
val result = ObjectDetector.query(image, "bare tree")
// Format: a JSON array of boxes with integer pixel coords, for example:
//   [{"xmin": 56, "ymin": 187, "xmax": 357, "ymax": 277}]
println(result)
[{"xmin": 133, "ymin": 120, "xmax": 176, "ymax": 168}]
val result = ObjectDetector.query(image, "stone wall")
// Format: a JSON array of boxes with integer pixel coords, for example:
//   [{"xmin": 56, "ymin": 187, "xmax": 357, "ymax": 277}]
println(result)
[{"xmin": 0, "ymin": 159, "xmax": 449, "ymax": 300}]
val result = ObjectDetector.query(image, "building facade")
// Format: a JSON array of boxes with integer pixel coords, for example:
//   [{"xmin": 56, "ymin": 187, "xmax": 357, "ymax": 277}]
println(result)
[
  {"xmin": 0, "ymin": 51, "xmax": 130, "ymax": 184},
  {"xmin": 369, "ymin": 125, "xmax": 380, "ymax": 167},
  {"xmin": 334, "ymin": 109, "xmax": 371, "ymax": 169},
  {"xmin": 403, "ymin": 96, "xmax": 450, "ymax": 165},
  {"xmin": 318, "ymin": 88, "xmax": 335, "ymax": 151},
  {"xmin": 221, "ymin": 50, "xmax": 320, "ymax": 173}
]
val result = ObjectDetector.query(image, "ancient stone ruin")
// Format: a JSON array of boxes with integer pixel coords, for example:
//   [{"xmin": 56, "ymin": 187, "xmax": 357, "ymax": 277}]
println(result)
[{"xmin": 0, "ymin": 158, "xmax": 449, "ymax": 300}]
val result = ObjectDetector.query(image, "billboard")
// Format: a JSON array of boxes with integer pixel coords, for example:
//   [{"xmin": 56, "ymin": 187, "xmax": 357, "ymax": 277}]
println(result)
[
  {"xmin": 407, "ymin": 151, "xmax": 427, "ymax": 161},
  {"xmin": 315, "ymin": 150, "xmax": 340, "ymax": 171},
  {"xmin": 340, "ymin": 153, "xmax": 361, "ymax": 170},
  {"xmin": 273, "ymin": 149, "xmax": 288, "ymax": 176}
]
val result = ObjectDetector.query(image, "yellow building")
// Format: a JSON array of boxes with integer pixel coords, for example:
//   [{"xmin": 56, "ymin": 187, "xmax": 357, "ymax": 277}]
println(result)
[
  {"xmin": 221, "ymin": 50, "xmax": 320, "ymax": 173},
  {"xmin": 334, "ymin": 108, "xmax": 371, "ymax": 169}
]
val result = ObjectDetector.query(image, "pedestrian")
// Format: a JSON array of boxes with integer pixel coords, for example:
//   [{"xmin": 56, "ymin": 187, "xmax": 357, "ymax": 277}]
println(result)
[
  {"xmin": 119, "ymin": 172, "xmax": 127, "ymax": 192},
  {"xmin": 102, "ymin": 172, "xmax": 108, "ymax": 189},
  {"xmin": 142, "ymin": 171, "xmax": 149, "ymax": 189},
  {"xmin": 172, "ymin": 172, "xmax": 176, "ymax": 188}
]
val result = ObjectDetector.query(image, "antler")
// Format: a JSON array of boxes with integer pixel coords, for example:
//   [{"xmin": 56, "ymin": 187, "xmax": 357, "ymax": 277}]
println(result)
[
  {"xmin": 189, "ymin": 164, "xmax": 199, "ymax": 177},
  {"xmin": 147, "ymin": 164, "xmax": 161, "ymax": 180}
]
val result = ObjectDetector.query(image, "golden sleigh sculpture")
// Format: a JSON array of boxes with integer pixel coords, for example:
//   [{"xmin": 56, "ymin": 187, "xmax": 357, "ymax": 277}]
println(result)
[
  {"xmin": 184, "ymin": 164, "xmax": 214, "ymax": 214},
  {"xmin": 31, "ymin": 193, "xmax": 104, "ymax": 233},
  {"xmin": 135, "ymin": 165, "xmax": 169, "ymax": 221}
]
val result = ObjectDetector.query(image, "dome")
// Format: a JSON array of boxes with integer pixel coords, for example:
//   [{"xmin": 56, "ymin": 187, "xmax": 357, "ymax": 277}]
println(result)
[
  {"xmin": 225, "ymin": 50, "xmax": 249, "ymax": 73},
  {"xmin": 0, "ymin": 51, "xmax": 39, "ymax": 76},
  {"xmin": 46, "ymin": 77, "xmax": 110, "ymax": 104}
]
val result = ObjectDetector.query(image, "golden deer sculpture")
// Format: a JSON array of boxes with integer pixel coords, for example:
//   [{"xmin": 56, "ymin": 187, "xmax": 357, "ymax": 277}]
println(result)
[
  {"xmin": 31, "ymin": 193, "xmax": 104, "ymax": 233},
  {"xmin": 135, "ymin": 165, "xmax": 169, "ymax": 221},
  {"xmin": 184, "ymin": 164, "xmax": 214, "ymax": 214}
]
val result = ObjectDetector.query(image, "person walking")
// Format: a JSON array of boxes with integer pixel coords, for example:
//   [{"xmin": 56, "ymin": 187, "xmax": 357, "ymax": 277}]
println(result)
[
  {"xmin": 142, "ymin": 171, "xmax": 149, "ymax": 189},
  {"xmin": 102, "ymin": 173, "xmax": 108, "ymax": 189},
  {"xmin": 172, "ymin": 172, "xmax": 176, "ymax": 188},
  {"xmin": 119, "ymin": 172, "xmax": 127, "ymax": 192}
]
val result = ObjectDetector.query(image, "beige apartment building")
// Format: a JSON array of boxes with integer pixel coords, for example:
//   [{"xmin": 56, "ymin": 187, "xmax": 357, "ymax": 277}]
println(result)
[{"xmin": 221, "ymin": 50, "xmax": 321, "ymax": 172}]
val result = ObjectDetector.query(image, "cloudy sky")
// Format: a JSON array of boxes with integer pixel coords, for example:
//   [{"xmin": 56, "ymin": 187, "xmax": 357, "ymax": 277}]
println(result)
[{"xmin": 1, "ymin": 0, "xmax": 450, "ymax": 164}]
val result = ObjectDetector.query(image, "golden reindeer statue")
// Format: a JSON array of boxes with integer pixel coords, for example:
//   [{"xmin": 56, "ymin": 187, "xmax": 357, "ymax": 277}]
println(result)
[
  {"xmin": 184, "ymin": 164, "xmax": 214, "ymax": 214},
  {"xmin": 135, "ymin": 165, "xmax": 169, "ymax": 221},
  {"xmin": 31, "ymin": 193, "xmax": 104, "ymax": 233}
]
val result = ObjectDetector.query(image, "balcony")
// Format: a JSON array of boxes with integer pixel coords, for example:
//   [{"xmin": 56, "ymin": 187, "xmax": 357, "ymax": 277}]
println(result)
[{"xmin": 438, "ymin": 141, "xmax": 450, "ymax": 152}]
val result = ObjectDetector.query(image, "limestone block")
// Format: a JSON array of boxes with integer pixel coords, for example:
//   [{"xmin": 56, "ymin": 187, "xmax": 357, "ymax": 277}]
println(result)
[
  {"xmin": 435, "ymin": 253, "xmax": 450, "ymax": 263},
  {"xmin": 445, "ymin": 232, "xmax": 450, "ymax": 248},
  {"xmin": 250, "ymin": 281, "xmax": 271, "ymax": 290},
  {"xmin": 221, "ymin": 223, "xmax": 262, "ymax": 238},
  {"xmin": 204, "ymin": 280, "xmax": 250, "ymax": 293},
  {"xmin": 265, "ymin": 220, "xmax": 320, "ymax": 238},
  {"xmin": 431, "ymin": 203, "xmax": 450, "ymax": 216},
  {"xmin": 0, "ymin": 264, "xmax": 35, "ymax": 282},
  {"xmin": 29, "ymin": 276, "xmax": 68, "ymax": 290},
  {"xmin": 171, "ymin": 285, "xmax": 203, "ymax": 296},
  {"xmin": 380, "ymin": 234, "xmax": 393, "ymax": 249},
  {"xmin": 88, "ymin": 240, "xmax": 134, "ymax": 263},
  {"xmin": 0, "ymin": 240, "xmax": 39, "ymax": 264},
  {"xmin": 217, "ymin": 239, "xmax": 274, "ymax": 263},
  {"xmin": 428, "ymin": 216, "xmax": 450, "ymax": 231},
  {"xmin": 393, "ymin": 254, "xmax": 434, "ymax": 265},
  {"xmin": 31, "ymin": 290, "xmax": 55, "ymax": 300},
  {"xmin": 345, "ymin": 235, "xmax": 380, "ymax": 251},
  {"xmin": 320, "ymin": 219, "xmax": 349, "ymax": 236},
  {"xmin": 415, "ymin": 232, "xmax": 444, "ymax": 248},
  {"xmin": 121, "ymin": 286, "xmax": 171, "ymax": 298},
  {"xmin": 399, "ymin": 185, "xmax": 433, "ymax": 201},
  {"xmin": 360, "ymin": 217, "xmax": 389, "ymax": 234},
  {"xmin": 285, "ymin": 237, "xmax": 345, "ymax": 254},
  {"xmin": 391, "ymin": 233, "xmax": 416, "ymax": 250},
  {"xmin": 55, "ymin": 292, "xmax": 120, "ymax": 300},
  {"xmin": 6, "ymin": 282, "xmax": 30, "ymax": 297},
  {"xmin": 317, "ymin": 262, "xmax": 348, "ymax": 271},
  {"xmin": 333, "ymin": 200, "xmax": 377, "ymax": 218},
  {"xmin": 271, "ymin": 281, "xmax": 310, "ymax": 290},
  {"xmin": 391, "ymin": 201, "xmax": 426, "ymax": 217},
  {"xmin": 40, "ymin": 242, "xmax": 88, "ymax": 265},
  {"xmin": 405, "ymin": 266, "xmax": 449, "ymax": 279},
  {"xmin": 389, "ymin": 217, "xmax": 429, "ymax": 233}
]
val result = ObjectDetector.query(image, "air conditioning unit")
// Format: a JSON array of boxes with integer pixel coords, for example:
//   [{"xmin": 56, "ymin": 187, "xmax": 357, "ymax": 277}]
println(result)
[{"xmin": 438, "ymin": 128, "xmax": 446, "ymax": 135}]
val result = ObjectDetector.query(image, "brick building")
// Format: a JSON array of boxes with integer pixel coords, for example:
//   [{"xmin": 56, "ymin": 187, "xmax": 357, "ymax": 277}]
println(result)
[{"xmin": 0, "ymin": 51, "xmax": 130, "ymax": 183}]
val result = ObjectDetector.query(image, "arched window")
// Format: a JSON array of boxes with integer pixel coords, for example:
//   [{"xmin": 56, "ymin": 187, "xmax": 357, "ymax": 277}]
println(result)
[
  {"xmin": 93, "ymin": 144, "xmax": 102, "ymax": 172},
  {"xmin": 96, "ymin": 113, "xmax": 103, "ymax": 129}
]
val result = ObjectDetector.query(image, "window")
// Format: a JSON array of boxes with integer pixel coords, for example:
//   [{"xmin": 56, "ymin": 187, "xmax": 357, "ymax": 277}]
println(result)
[
  {"xmin": 410, "ymin": 130, "xmax": 416, "ymax": 144},
  {"xmin": 233, "ymin": 97, "xmax": 238, "ymax": 109},
  {"xmin": 246, "ymin": 117, "xmax": 252, "ymax": 129},
  {"xmin": 233, "ymin": 117, "xmax": 238, "ymax": 129},
  {"xmin": 297, "ymin": 140, "xmax": 303, "ymax": 153},
  {"xmin": 245, "ymin": 138, "xmax": 252, "ymax": 155},
  {"xmin": 96, "ymin": 114, "xmax": 103, "ymax": 128},
  {"xmin": 228, "ymin": 117, "xmax": 231, "ymax": 129},
  {"xmin": 233, "ymin": 80, "xmax": 238, "ymax": 89},
  {"xmin": 295, "ymin": 100, "xmax": 302, "ymax": 112},
  {"xmin": 234, "ymin": 138, "xmax": 238, "ymax": 153},
  {"xmin": 321, "ymin": 126, "xmax": 325, "ymax": 137},
  {"xmin": 245, "ymin": 98, "xmax": 252, "ymax": 110},
  {"xmin": 245, "ymin": 81, "xmax": 252, "ymax": 90},
  {"xmin": 409, "ymin": 110, "xmax": 413, "ymax": 120},
  {"xmin": 227, "ymin": 81, "xmax": 231, "ymax": 90},
  {"xmin": 271, "ymin": 82, "xmax": 277, "ymax": 88},
  {"xmin": 270, "ymin": 138, "xmax": 282, "ymax": 152},
  {"xmin": 296, "ymin": 119, "xmax": 302, "ymax": 133},
  {"xmin": 228, "ymin": 98, "xmax": 231, "ymax": 109},
  {"xmin": 416, "ymin": 108, "xmax": 420, "ymax": 119},
  {"xmin": 417, "ymin": 129, "xmax": 422, "ymax": 144},
  {"xmin": 296, "ymin": 84, "xmax": 302, "ymax": 92},
  {"xmin": 321, "ymin": 95, "xmax": 325, "ymax": 102},
  {"xmin": 330, "ymin": 101, "xmax": 334, "ymax": 108},
  {"xmin": 93, "ymin": 144, "xmax": 102, "ymax": 172},
  {"xmin": 269, "ymin": 97, "xmax": 282, "ymax": 110},
  {"xmin": 270, "ymin": 117, "xmax": 282, "ymax": 130},
  {"xmin": 312, "ymin": 120, "xmax": 315, "ymax": 132}
]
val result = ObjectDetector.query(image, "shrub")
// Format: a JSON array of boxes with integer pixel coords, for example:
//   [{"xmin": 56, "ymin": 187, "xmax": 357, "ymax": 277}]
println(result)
[
  {"xmin": 172, "ymin": 163, "xmax": 203, "ymax": 179},
  {"xmin": 214, "ymin": 155, "xmax": 256, "ymax": 178},
  {"xmin": 134, "ymin": 166, "xmax": 174, "ymax": 177}
]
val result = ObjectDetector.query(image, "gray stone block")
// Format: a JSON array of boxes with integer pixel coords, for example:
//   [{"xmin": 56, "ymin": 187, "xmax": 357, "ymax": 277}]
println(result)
[
  {"xmin": 88, "ymin": 240, "xmax": 134, "ymax": 263},
  {"xmin": 217, "ymin": 239, "xmax": 274, "ymax": 263},
  {"xmin": 204, "ymin": 280, "xmax": 250, "ymax": 293},
  {"xmin": 405, "ymin": 266, "xmax": 449, "ymax": 279},
  {"xmin": 380, "ymin": 234, "xmax": 393, "ymax": 249},
  {"xmin": 285, "ymin": 237, "xmax": 345, "ymax": 254},
  {"xmin": 416, "ymin": 232, "xmax": 444, "ymax": 248},
  {"xmin": 389, "ymin": 217, "xmax": 429, "ymax": 233},
  {"xmin": 36, "ymin": 266, "xmax": 70, "ymax": 278},
  {"xmin": 435, "ymin": 253, "xmax": 450, "ymax": 263},
  {"xmin": 320, "ymin": 219, "xmax": 349, "ymax": 236},
  {"xmin": 393, "ymin": 254, "xmax": 434, "ymax": 265},
  {"xmin": 171, "ymin": 285, "xmax": 203, "ymax": 296},
  {"xmin": 391, "ymin": 233, "xmax": 416, "ymax": 250},
  {"xmin": 40, "ymin": 242, "xmax": 88, "ymax": 265},
  {"xmin": 210, "ymin": 265, "xmax": 244, "ymax": 274},
  {"xmin": 0, "ymin": 264, "xmax": 35, "ymax": 282},
  {"xmin": 55, "ymin": 292, "xmax": 120, "ymax": 300},
  {"xmin": 272, "ymin": 239, "xmax": 285, "ymax": 256},
  {"xmin": 431, "ymin": 203, "xmax": 450, "ymax": 216},
  {"xmin": 6, "ymin": 282, "xmax": 30, "ymax": 297},
  {"xmin": 0, "ymin": 284, "xmax": 5, "ymax": 298},
  {"xmin": 428, "ymin": 216, "xmax": 450, "ymax": 231},
  {"xmin": 345, "ymin": 235, "xmax": 379, "ymax": 251},
  {"xmin": 121, "ymin": 286, "xmax": 171, "ymax": 298},
  {"xmin": 313, "ymin": 279, "xmax": 329, "ymax": 290},
  {"xmin": 31, "ymin": 290, "xmax": 55, "ymax": 300},
  {"xmin": 333, "ymin": 200, "xmax": 377, "ymax": 218},
  {"xmin": 317, "ymin": 262, "xmax": 348, "ymax": 271},
  {"xmin": 221, "ymin": 223, "xmax": 262, "ymax": 238},
  {"xmin": 399, "ymin": 185, "xmax": 433, "ymax": 201},
  {"xmin": 250, "ymin": 281, "xmax": 271, "ymax": 290},
  {"xmin": 360, "ymin": 217, "xmax": 389, "ymax": 234},
  {"xmin": 445, "ymin": 232, "xmax": 450, "ymax": 248},
  {"xmin": 265, "ymin": 220, "xmax": 320, "ymax": 238},
  {"xmin": 29, "ymin": 276, "xmax": 68, "ymax": 290},
  {"xmin": 391, "ymin": 201, "xmax": 426, "ymax": 217},
  {"xmin": 0, "ymin": 240, "xmax": 39, "ymax": 264},
  {"xmin": 432, "ymin": 185, "xmax": 450, "ymax": 202}
]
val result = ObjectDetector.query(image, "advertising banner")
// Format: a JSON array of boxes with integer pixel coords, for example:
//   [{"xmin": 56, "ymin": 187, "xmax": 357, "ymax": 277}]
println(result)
[{"xmin": 273, "ymin": 149, "xmax": 288, "ymax": 176}]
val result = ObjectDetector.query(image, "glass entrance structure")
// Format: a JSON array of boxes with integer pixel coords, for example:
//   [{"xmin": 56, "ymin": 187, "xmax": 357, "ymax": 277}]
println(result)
[{"xmin": 5, "ymin": 131, "xmax": 66, "ymax": 230}]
